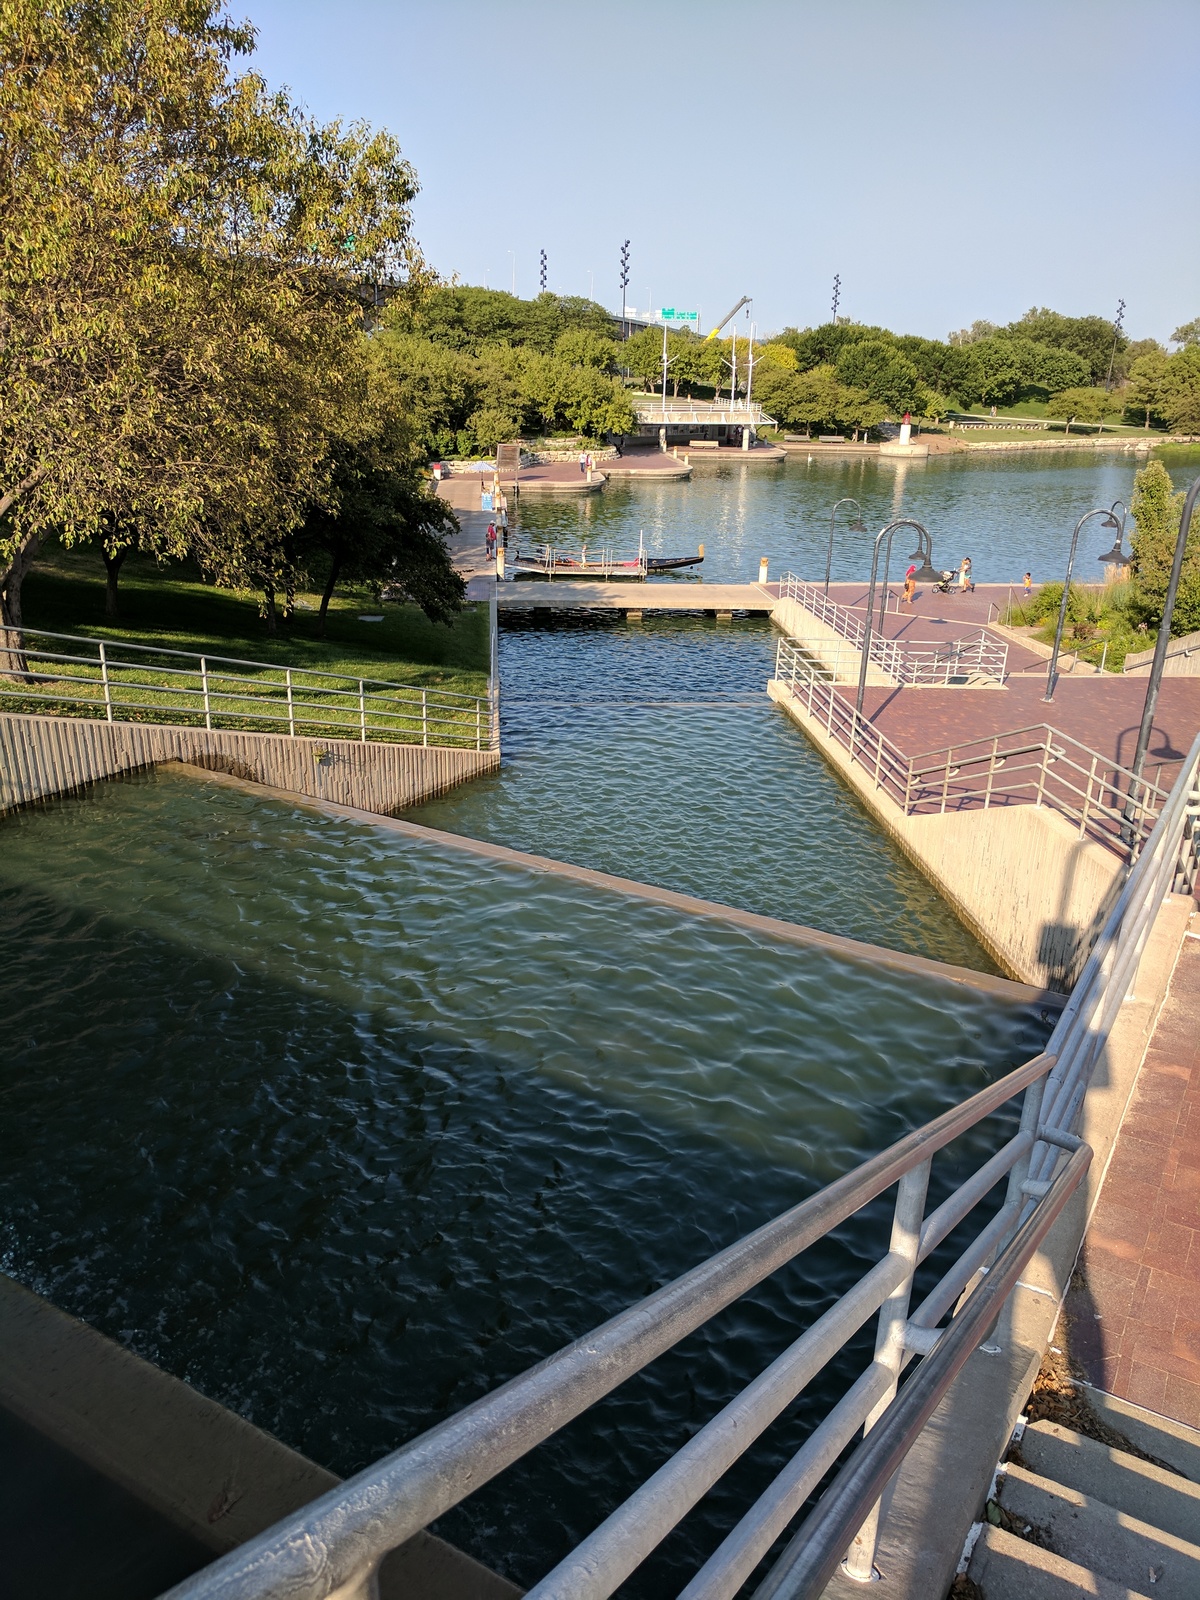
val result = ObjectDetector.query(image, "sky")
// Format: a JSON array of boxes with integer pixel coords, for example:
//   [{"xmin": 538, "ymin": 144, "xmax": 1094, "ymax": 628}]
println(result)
[{"xmin": 241, "ymin": 0, "xmax": 1199, "ymax": 344}]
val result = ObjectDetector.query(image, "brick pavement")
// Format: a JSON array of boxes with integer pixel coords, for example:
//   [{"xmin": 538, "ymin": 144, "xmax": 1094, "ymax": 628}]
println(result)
[{"xmin": 1063, "ymin": 935, "xmax": 1200, "ymax": 1427}]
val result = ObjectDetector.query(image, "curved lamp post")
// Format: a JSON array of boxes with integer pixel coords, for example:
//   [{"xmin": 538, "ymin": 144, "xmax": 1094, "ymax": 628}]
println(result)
[
  {"xmin": 1043, "ymin": 506, "xmax": 1121, "ymax": 703},
  {"xmin": 824, "ymin": 498, "xmax": 867, "ymax": 597},
  {"xmin": 1097, "ymin": 500, "xmax": 1129, "ymax": 574},
  {"xmin": 855, "ymin": 518, "xmax": 932, "ymax": 720},
  {"xmin": 1124, "ymin": 474, "xmax": 1200, "ymax": 836},
  {"xmin": 877, "ymin": 523, "xmax": 940, "ymax": 634}
]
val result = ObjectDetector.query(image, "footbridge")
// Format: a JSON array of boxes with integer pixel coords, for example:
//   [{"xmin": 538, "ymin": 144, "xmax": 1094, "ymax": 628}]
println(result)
[{"xmin": 143, "ymin": 742, "xmax": 1200, "ymax": 1600}]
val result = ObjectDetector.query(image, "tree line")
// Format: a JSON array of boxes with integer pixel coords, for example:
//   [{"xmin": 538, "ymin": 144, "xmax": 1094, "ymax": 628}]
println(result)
[{"xmin": 1, "ymin": 0, "xmax": 463, "ymax": 642}]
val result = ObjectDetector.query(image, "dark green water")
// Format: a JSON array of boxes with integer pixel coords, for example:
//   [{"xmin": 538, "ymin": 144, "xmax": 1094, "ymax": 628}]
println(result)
[
  {"xmin": 410, "ymin": 616, "xmax": 993, "ymax": 970},
  {"xmin": 0, "ymin": 772, "xmax": 1048, "ymax": 1591}
]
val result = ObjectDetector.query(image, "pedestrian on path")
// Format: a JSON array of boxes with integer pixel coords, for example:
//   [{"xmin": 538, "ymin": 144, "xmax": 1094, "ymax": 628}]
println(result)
[
  {"xmin": 486, "ymin": 523, "xmax": 496, "ymax": 559},
  {"xmin": 579, "ymin": 450, "xmax": 587, "ymax": 476},
  {"xmin": 1023, "ymin": 571, "xmax": 1033, "ymax": 596},
  {"xmin": 958, "ymin": 558, "xmax": 974, "ymax": 593},
  {"xmin": 903, "ymin": 564, "xmax": 917, "ymax": 606}
]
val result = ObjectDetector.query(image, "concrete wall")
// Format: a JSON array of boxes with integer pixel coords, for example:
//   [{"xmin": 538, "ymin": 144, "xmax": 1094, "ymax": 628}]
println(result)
[
  {"xmin": 0, "ymin": 712, "xmax": 498, "ymax": 817},
  {"xmin": 771, "ymin": 596, "xmax": 893, "ymax": 685},
  {"xmin": 768, "ymin": 679, "xmax": 1126, "ymax": 989},
  {"xmin": 1124, "ymin": 627, "xmax": 1200, "ymax": 677},
  {"xmin": 0, "ymin": 1273, "xmax": 519, "ymax": 1598}
]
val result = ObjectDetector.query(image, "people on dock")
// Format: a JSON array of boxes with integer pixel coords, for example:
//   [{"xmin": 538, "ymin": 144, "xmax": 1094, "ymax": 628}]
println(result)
[
  {"xmin": 903, "ymin": 564, "xmax": 917, "ymax": 606},
  {"xmin": 578, "ymin": 450, "xmax": 587, "ymax": 475},
  {"xmin": 1023, "ymin": 571, "xmax": 1033, "ymax": 596},
  {"xmin": 958, "ymin": 558, "xmax": 974, "ymax": 593},
  {"xmin": 486, "ymin": 522, "xmax": 497, "ymax": 559}
]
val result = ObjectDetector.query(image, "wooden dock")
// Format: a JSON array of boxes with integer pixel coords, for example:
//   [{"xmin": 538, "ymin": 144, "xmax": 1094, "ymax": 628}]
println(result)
[{"xmin": 496, "ymin": 581, "xmax": 774, "ymax": 616}]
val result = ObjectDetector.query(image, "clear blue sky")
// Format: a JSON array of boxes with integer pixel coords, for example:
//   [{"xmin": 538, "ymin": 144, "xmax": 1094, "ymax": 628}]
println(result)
[{"xmin": 242, "ymin": 0, "xmax": 1199, "ymax": 344}]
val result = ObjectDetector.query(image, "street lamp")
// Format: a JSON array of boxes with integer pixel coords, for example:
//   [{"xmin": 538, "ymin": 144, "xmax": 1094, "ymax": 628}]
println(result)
[
  {"xmin": 908, "ymin": 525, "xmax": 941, "ymax": 585},
  {"xmin": 1043, "ymin": 507, "xmax": 1121, "ymax": 702},
  {"xmin": 824, "ymin": 498, "xmax": 867, "ymax": 597},
  {"xmin": 855, "ymin": 518, "xmax": 931, "ymax": 719},
  {"xmin": 1096, "ymin": 500, "xmax": 1129, "ymax": 571},
  {"xmin": 1124, "ymin": 473, "xmax": 1200, "ymax": 836}
]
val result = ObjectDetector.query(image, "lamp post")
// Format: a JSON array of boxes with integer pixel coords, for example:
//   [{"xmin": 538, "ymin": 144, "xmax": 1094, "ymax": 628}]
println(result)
[
  {"xmin": 1043, "ymin": 507, "xmax": 1121, "ymax": 702},
  {"xmin": 824, "ymin": 498, "xmax": 867, "ymax": 597},
  {"xmin": 855, "ymin": 518, "xmax": 932, "ymax": 720},
  {"xmin": 1124, "ymin": 473, "xmax": 1200, "ymax": 835}
]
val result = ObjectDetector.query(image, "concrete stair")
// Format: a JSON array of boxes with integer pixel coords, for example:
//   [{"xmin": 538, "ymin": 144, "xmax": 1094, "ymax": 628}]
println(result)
[{"xmin": 968, "ymin": 1392, "xmax": 1200, "ymax": 1600}]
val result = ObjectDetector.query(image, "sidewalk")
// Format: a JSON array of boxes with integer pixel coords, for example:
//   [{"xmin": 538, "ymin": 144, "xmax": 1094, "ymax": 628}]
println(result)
[{"xmin": 1061, "ymin": 931, "xmax": 1200, "ymax": 1427}]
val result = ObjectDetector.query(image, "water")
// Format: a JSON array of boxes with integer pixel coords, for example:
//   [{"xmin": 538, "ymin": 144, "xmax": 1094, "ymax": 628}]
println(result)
[
  {"xmin": 511, "ymin": 447, "xmax": 1200, "ymax": 587},
  {"xmin": 411, "ymin": 617, "xmax": 993, "ymax": 970},
  {"xmin": 0, "ymin": 773, "xmax": 1049, "ymax": 1591}
]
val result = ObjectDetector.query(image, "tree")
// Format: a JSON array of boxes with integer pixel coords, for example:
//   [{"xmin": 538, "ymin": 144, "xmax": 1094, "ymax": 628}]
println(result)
[
  {"xmin": 554, "ymin": 329, "xmax": 617, "ymax": 370},
  {"xmin": 1170, "ymin": 318, "xmax": 1200, "ymax": 349},
  {"xmin": 0, "ymin": 0, "xmax": 422, "ymax": 652},
  {"xmin": 1129, "ymin": 459, "xmax": 1200, "ymax": 634},
  {"xmin": 1048, "ymin": 387, "xmax": 1111, "ymax": 424},
  {"xmin": 834, "ymin": 339, "xmax": 922, "ymax": 413},
  {"xmin": 618, "ymin": 327, "xmax": 665, "ymax": 391},
  {"xmin": 1123, "ymin": 349, "xmax": 1170, "ymax": 429},
  {"xmin": 1159, "ymin": 347, "xmax": 1200, "ymax": 437},
  {"xmin": 1002, "ymin": 308, "xmax": 1125, "ymax": 386}
]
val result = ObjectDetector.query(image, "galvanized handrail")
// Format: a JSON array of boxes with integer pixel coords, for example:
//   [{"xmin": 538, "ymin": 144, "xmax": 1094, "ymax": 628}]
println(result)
[
  {"xmin": 776, "ymin": 576, "xmax": 1007, "ymax": 685},
  {"xmin": 157, "ymin": 737, "xmax": 1200, "ymax": 1600},
  {"xmin": 0, "ymin": 626, "xmax": 497, "ymax": 751},
  {"xmin": 772, "ymin": 643, "xmax": 1169, "ymax": 854}
]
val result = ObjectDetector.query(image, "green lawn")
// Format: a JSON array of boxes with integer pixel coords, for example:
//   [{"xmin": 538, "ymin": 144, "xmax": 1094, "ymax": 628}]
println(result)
[{"xmin": 6, "ymin": 545, "xmax": 491, "ymax": 745}]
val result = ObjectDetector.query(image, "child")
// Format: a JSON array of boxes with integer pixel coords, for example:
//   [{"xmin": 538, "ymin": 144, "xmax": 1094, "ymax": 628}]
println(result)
[{"xmin": 1023, "ymin": 572, "xmax": 1033, "ymax": 596}]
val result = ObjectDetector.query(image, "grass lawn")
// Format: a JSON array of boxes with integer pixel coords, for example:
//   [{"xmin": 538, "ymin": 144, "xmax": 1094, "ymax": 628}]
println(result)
[{"xmin": 7, "ymin": 544, "xmax": 491, "ymax": 746}]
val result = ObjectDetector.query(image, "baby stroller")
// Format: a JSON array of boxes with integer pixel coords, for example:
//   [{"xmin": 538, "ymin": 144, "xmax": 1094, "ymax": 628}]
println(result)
[{"xmin": 932, "ymin": 570, "xmax": 956, "ymax": 594}]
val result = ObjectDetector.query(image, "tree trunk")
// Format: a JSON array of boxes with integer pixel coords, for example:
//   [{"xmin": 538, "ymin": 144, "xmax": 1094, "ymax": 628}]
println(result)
[
  {"xmin": 102, "ymin": 546, "xmax": 129, "ymax": 619},
  {"xmin": 317, "ymin": 548, "xmax": 344, "ymax": 638},
  {"xmin": 0, "ymin": 527, "xmax": 40, "ymax": 678},
  {"xmin": 263, "ymin": 585, "xmax": 277, "ymax": 635}
]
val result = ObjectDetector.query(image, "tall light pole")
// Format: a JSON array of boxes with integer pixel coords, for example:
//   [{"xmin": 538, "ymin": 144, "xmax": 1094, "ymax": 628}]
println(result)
[
  {"xmin": 1043, "ymin": 506, "xmax": 1120, "ymax": 702},
  {"xmin": 1105, "ymin": 298, "xmax": 1126, "ymax": 392},
  {"xmin": 1124, "ymin": 474, "xmax": 1200, "ymax": 833},
  {"xmin": 855, "ymin": 519, "xmax": 931, "ymax": 719},
  {"xmin": 824, "ymin": 498, "xmax": 867, "ymax": 597},
  {"xmin": 619, "ymin": 240, "xmax": 630, "ymax": 340}
]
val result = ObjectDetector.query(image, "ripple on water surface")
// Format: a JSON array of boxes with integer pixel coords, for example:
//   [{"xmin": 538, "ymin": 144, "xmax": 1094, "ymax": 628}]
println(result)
[{"xmin": 1, "ymin": 773, "xmax": 1049, "ymax": 1591}]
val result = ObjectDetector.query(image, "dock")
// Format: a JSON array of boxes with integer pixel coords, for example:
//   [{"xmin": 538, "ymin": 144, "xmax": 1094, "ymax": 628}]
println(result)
[{"xmin": 495, "ymin": 580, "xmax": 774, "ymax": 616}]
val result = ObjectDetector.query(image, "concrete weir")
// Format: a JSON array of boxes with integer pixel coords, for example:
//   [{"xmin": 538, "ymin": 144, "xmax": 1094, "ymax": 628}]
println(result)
[{"xmin": 0, "ymin": 711, "xmax": 498, "ymax": 817}]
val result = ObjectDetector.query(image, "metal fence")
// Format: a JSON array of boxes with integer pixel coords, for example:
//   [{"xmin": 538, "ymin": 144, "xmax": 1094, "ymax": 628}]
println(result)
[
  {"xmin": 772, "ymin": 640, "xmax": 1168, "ymax": 856},
  {"xmin": 512, "ymin": 543, "xmax": 648, "ymax": 580},
  {"xmin": 0, "ymin": 627, "xmax": 496, "ymax": 752},
  {"xmin": 776, "ymin": 575, "xmax": 1008, "ymax": 687},
  {"xmin": 154, "ymin": 710, "xmax": 1200, "ymax": 1600}
]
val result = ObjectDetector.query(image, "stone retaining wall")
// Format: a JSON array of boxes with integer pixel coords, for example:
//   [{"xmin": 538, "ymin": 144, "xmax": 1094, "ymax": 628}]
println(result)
[{"xmin": 0, "ymin": 712, "xmax": 498, "ymax": 817}]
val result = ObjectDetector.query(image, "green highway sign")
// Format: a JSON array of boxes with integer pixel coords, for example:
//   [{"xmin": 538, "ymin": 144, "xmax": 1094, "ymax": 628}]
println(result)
[{"xmin": 658, "ymin": 308, "xmax": 698, "ymax": 326}]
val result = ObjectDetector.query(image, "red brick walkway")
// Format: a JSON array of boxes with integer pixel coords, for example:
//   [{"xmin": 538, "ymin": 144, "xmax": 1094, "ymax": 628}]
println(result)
[{"xmin": 1065, "ymin": 936, "xmax": 1200, "ymax": 1426}]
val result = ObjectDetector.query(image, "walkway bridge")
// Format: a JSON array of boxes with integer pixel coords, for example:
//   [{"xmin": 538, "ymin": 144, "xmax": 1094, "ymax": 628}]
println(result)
[{"xmin": 108, "ymin": 741, "xmax": 1195, "ymax": 1600}]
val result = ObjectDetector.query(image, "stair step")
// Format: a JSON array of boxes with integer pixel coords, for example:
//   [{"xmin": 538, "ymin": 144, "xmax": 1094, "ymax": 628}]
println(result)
[
  {"xmin": 1021, "ymin": 1419, "xmax": 1200, "ymax": 1546},
  {"xmin": 1072, "ymin": 1385, "xmax": 1200, "ymax": 1483},
  {"xmin": 997, "ymin": 1461, "xmax": 1200, "ymax": 1597},
  {"xmin": 968, "ymin": 1521, "xmax": 1152, "ymax": 1599}
]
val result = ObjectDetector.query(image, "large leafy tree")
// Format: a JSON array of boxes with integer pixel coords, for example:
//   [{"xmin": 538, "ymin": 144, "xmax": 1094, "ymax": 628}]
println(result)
[
  {"xmin": 0, "ymin": 0, "xmax": 422, "ymax": 648},
  {"xmin": 1160, "ymin": 347, "xmax": 1200, "ymax": 437},
  {"xmin": 1002, "ymin": 308, "xmax": 1125, "ymax": 386},
  {"xmin": 1123, "ymin": 349, "xmax": 1170, "ymax": 429}
]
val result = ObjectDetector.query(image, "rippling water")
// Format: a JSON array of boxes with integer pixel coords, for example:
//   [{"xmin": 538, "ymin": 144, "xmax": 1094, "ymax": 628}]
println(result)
[
  {"xmin": 0, "ymin": 773, "xmax": 1049, "ymax": 1591},
  {"xmin": 512, "ymin": 447, "xmax": 1200, "ymax": 586},
  {"xmin": 410, "ymin": 617, "xmax": 994, "ymax": 970}
]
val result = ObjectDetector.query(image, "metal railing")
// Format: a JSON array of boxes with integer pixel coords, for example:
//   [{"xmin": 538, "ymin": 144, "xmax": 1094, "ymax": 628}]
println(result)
[
  {"xmin": 512, "ymin": 543, "xmax": 648, "ymax": 580},
  {"xmin": 776, "ymin": 575, "xmax": 1008, "ymax": 686},
  {"xmin": 0, "ymin": 627, "xmax": 496, "ymax": 752},
  {"xmin": 772, "ymin": 640, "xmax": 1169, "ymax": 856},
  {"xmin": 155, "ymin": 730, "xmax": 1200, "ymax": 1600}
]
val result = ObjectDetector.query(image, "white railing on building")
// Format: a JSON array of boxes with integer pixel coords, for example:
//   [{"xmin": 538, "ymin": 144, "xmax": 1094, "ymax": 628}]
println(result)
[
  {"xmin": 776, "ymin": 575, "xmax": 1008, "ymax": 687},
  {"xmin": 153, "ymin": 722, "xmax": 1200, "ymax": 1600},
  {"xmin": 0, "ymin": 627, "xmax": 497, "ymax": 752},
  {"xmin": 772, "ymin": 639, "xmax": 1168, "ymax": 856}
]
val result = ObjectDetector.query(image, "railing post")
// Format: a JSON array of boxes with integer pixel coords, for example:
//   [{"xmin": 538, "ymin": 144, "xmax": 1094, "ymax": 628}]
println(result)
[
  {"xmin": 286, "ymin": 667, "xmax": 295, "ymax": 736},
  {"xmin": 200, "ymin": 656, "xmax": 212, "ymax": 730},
  {"xmin": 1080, "ymin": 752, "xmax": 1098, "ymax": 838},
  {"xmin": 984, "ymin": 735, "xmax": 998, "ymax": 810},
  {"xmin": 98, "ymin": 641, "xmax": 113, "ymax": 723},
  {"xmin": 843, "ymin": 1157, "xmax": 932, "ymax": 1581},
  {"xmin": 359, "ymin": 680, "xmax": 367, "ymax": 743},
  {"xmin": 422, "ymin": 688, "xmax": 428, "ymax": 748},
  {"xmin": 940, "ymin": 748, "xmax": 952, "ymax": 814},
  {"xmin": 904, "ymin": 757, "xmax": 914, "ymax": 816},
  {"xmin": 476, "ymin": 696, "xmax": 482, "ymax": 751},
  {"xmin": 1036, "ymin": 731, "xmax": 1049, "ymax": 808}
]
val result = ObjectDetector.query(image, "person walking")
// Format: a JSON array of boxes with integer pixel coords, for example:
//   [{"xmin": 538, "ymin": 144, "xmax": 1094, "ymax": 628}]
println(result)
[
  {"xmin": 903, "ymin": 563, "xmax": 917, "ymax": 606},
  {"xmin": 958, "ymin": 557, "xmax": 974, "ymax": 593},
  {"xmin": 578, "ymin": 450, "xmax": 587, "ymax": 476},
  {"xmin": 1023, "ymin": 571, "xmax": 1033, "ymax": 597}
]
